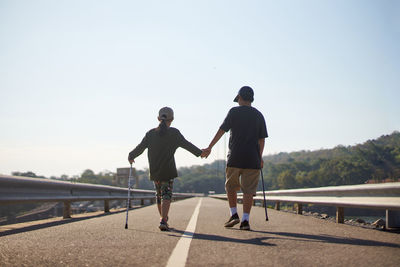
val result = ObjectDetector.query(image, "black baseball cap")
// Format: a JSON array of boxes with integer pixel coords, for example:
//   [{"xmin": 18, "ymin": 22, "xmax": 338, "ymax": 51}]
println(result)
[{"xmin": 234, "ymin": 86, "xmax": 254, "ymax": 102}]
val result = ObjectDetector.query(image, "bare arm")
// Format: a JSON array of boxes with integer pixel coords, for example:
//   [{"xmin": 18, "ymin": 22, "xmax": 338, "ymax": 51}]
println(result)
[
  {"xmin": 203, "ymin": 129, "xmax": 225, "ymax": 158},
  {"xmin": 208, "ymin": 129, "xmax": 225, "ymax": 149}
]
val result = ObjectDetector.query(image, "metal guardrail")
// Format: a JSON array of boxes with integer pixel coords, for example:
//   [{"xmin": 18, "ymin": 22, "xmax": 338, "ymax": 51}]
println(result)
[
  {"xmin": 211, "ymin": 182, "xmax": 400, "ymax": 228},
  {"xmin": 0, "ymin": 174, "xmax": 198, "ymax": 219}
]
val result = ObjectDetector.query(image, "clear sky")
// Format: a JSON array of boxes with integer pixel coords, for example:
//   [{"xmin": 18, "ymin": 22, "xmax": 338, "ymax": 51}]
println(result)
[{"xmin": 1, "ymin": 0, "xmax": 399, "ymax": 177}]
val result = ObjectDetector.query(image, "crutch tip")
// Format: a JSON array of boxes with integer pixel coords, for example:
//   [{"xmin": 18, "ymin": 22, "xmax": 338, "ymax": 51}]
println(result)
[{"xmin": 125, "ymin": 224, "xmax": 128, "ymax": 229}]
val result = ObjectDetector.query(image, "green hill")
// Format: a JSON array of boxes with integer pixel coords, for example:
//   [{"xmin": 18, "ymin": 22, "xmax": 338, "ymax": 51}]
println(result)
[
  {"xmin": 173, "ymin": 131, "xmax": 400, "ymax": 193},
  {"xmin": 37, "ymin": 131, "xmax": 399, "ymax": 194},
  {"xmin": 263, "ymin": 131, "xmax": 400, "ymax": 190}
]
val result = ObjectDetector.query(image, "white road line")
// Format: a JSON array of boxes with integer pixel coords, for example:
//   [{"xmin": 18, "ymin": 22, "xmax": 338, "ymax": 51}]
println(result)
[{"xmin": 166, "ymin": 198, "xmax": 203, "ymax": 267}]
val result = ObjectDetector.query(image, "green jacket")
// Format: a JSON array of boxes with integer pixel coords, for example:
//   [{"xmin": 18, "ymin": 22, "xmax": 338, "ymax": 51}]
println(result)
[{"xmin": 128, "ymin": 127, "xmax": 202, "ymax": 181}]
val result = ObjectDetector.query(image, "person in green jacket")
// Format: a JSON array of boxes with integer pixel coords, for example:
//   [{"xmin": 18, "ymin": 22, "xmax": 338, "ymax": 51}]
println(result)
[{"xmin": 128, "ymin": 107, "xmax": 206, "ymax": 231}]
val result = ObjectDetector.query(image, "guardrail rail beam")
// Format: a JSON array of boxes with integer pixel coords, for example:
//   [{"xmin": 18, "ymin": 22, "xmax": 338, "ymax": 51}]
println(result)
[
  {"xmin": 0, "ymin": 174, "xmax": 200, "ymax": 221},
  {"xmin": 210, "ymin": 182, "xmax": 400, "ymax": 228}
]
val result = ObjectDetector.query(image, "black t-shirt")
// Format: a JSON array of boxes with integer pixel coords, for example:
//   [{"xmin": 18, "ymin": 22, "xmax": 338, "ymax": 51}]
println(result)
[{"xmin": 220, "ymin": 106, "xmax": 268, "ymax": 169}]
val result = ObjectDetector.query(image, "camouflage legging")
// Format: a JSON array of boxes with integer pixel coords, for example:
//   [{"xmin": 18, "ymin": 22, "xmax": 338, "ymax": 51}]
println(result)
[{"xmin": 154, "ymin": 179, "xmax": 173, "ymax": 204}]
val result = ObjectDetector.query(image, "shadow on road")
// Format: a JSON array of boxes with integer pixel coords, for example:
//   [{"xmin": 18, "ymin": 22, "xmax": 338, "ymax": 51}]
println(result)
[
  {"xmin": 246, "ymin": 230, "xmax": 400, "ymax": 248},
  {"xmin": 163, "ymin": 227, "xmax": 400, "ymax": 249},
  {"xmin": 168, "ymin": 228, "xmax": 276, "ymax": 247},
  {"xmin": 0, "ymin": 210, "xmax": 126, "ymax": 237}
]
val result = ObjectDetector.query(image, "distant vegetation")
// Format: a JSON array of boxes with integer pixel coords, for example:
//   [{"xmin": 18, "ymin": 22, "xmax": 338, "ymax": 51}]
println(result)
[
  {"xmin": 116, "ymin": 131, "xmax": 400, "ymax": 193},
  {"xmin": 262, "ymin": 131, "xmax": 400, "ymax": 190},
  {"xmin": 11, "ymin": 171, "xmax": 46, "ymax": 178},
  {"xmin": 4, "ymin": 132, "xmax": 397, "ymax": 223},
  {"xmin": 8, "ymin": 131, "xmax": 400, "ymax": 194}
]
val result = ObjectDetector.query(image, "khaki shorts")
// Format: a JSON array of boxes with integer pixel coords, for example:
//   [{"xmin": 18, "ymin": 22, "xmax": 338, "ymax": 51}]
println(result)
[{"xmin": 225, "ymin": 167, "xmax": 260, "ymax": 194}]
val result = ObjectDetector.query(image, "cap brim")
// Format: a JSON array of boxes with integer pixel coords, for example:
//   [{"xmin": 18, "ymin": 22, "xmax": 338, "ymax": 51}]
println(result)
[{"xmin": 233, "ymin": 95, "xmax": 239, "ymax": 102}]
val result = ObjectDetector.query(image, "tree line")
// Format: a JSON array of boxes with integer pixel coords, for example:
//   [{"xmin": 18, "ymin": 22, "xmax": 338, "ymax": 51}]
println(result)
[
  {"xmin": 129, "ymin": 131, "xmax": 400, "ymax": 193},
  {"xmin": 263, "ymin": 131, "xmax": 400, "ymax": 190},
  {"xmin": 8, "ymin": 131, "xmax": 400, "ymax": 194},
  {"xmin": 4, "ymin": 132, "xmax": 397, "ymax": 223},
  {"xmin": 174, "ymin": 131, "xmax": 399, "ymax": 193}
]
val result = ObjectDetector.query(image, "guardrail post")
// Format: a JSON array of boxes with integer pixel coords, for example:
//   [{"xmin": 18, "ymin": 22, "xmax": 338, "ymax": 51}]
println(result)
[
  {"xmin": 63, "ymin": 201, "xmax": 71, "ymax": 219},
  {"xmin": 336, "ymin": 207, "xmax": 344, "ymax": 223},
  {"xmin": 386, "ymin": 210, "xmax": 400, "ymax": 228},
  {"xmin": 296, "ymin": 203, "xmax": 303, "ymax": 214},
  {"xmin": 275, "ymin": 202, "xmax": 280, "ymax": 210},
  {"xmin": 104, "ymin": 200, "xmax": 110, "ymax": 213}
]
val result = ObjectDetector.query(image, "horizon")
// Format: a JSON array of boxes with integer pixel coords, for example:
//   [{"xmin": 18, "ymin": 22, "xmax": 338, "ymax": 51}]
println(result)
[
  {"xmin": 3, "ymin": 130, "xmax": 398, "ymax": 178},
  {"xmin": 1, "ymin": 1, "xmax": 399, "ymax": 177}
]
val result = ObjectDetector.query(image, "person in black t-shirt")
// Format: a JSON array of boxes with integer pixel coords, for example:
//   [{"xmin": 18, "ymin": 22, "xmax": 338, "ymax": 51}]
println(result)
[{"xmin": 203, "ymin": 86, "xmax": 268, "ymax": 230}]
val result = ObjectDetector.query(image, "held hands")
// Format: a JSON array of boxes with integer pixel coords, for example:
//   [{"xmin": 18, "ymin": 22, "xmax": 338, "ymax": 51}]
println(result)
[
  {"xmin": 201, "ymin": 147, "xmax": 212, "ymax": 158},
  {"xmin": 128, "ymin": 159, "xmax": 135, "ymax": 165}
]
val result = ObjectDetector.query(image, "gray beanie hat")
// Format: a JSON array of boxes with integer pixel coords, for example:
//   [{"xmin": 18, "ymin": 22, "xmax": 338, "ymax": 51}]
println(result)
[{"xmin": 158, "ymin": 107, "xmax": 174, "ymax": 120}]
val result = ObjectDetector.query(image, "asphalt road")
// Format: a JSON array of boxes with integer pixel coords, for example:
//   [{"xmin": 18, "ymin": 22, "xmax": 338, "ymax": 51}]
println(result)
[{"xmin": 1, "ymin": 197, "xmax": 399, "ymax": 266}]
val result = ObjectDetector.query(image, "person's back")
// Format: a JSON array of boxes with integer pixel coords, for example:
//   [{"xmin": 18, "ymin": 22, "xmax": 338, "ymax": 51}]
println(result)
[
  {"xmin": 143, "ymin": 127, "xmax": 199, "ymax": 181},
  {"xmin": 223, "ymin": 105, "xmax": 266, "ymax": 169},
  {"xmin": 128, "ymin": 106, "xmax": 204, "ymax": 231}
]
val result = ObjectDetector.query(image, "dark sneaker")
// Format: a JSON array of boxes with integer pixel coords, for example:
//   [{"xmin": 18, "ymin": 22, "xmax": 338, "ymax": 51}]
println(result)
[
  {"xmin": 240, "ymin": 220, "xmax": 250, "ymax": 231},
  {"xmin": 159, "ymin": 220, "xmax": 169, "ymax": 231},
  {"xmin": 224, "ymin": 213, "xmax": 240, "ymax": 227}
]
